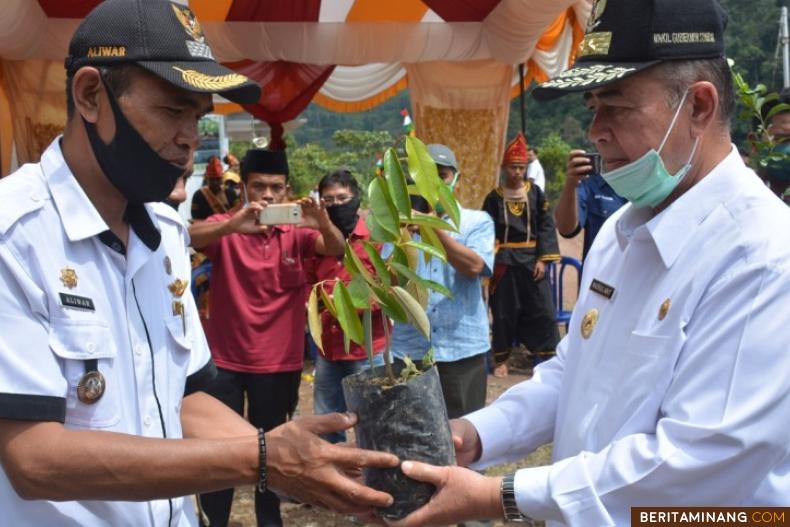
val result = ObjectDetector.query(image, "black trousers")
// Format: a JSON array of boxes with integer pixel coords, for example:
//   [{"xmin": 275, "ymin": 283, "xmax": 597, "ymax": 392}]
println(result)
[
  {"xmin": 490, "ymin": 265, "xmax": 560, "ymax": 365},
  {"xmin": 198, "ymin": 367, "xmax": 302, "ymax": 527},
  {"xmin": 394, "ymin": 353, "xmax": 487, "ymax": 419}
]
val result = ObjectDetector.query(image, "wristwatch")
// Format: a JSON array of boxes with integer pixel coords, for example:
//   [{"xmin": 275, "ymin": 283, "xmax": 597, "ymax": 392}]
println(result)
[{"xmin": 501, "ymin": 473, "xmax": 538, "ymax": 525}]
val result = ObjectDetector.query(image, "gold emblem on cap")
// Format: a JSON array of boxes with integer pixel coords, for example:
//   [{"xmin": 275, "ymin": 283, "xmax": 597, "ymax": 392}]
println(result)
[
  {"xmin": 172, "ymin": 67, "xmax": 248, "ymax": 91},
  {"xmin": 586, "ymin": 0, "xmax": 608, "ymax": 32},
  {"xmin": 658, "ymin": 298, "xmax": 671, "ymax": 321},
  {"xmin": 60, "ymin": 268, "xmax": 78, "ymax": 289},
  {"xmin": 581, "ymin": 308, "xmax": 599, "ymax": 339},
  {"xmin": 168, "ymin": 278, "xmax": 189, "ymax": 298},
  {"xmin": 172, "ymin": 4, "xmax": 205, "ymax": 43},
  {"xmin": 77, "ymin": 370, "xmax": 106, "ymax": 404}
]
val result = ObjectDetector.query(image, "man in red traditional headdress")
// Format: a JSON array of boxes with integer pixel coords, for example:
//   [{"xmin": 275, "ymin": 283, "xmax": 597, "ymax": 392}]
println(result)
[
  {"xmin": 191, "ymin": 155, "xmax": 239, "ymax": 220},
  {"xmin": 482, "ymin": 132, "xmax": 561, "ymax": 377}
]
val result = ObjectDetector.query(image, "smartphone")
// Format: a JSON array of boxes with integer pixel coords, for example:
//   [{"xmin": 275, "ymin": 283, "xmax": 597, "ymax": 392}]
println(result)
[
  {"xmin": 585, "ymin": 152, "xmax": 602, "ymax": 176},
  {"xmin": 258, "ymin": 203, "xmax": 302, "ymax": 225}
]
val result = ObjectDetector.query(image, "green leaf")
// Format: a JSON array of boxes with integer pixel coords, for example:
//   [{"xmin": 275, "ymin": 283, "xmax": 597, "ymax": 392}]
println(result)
[
  {"xmin": 347, "ymin": 276, "xmax": 371, "ymax": 310},
  {"xmin": 406, "ymin": 280, "xmax": 429, "ymax": 310},
  {"xmin": 345, "ymin": 243, "xmax": 377, "ymax": 287},
  {"xmin": 418, "ymin": 224, "xmax": 446, "ymax": 263},
  {"xmin": 368, "ymin": 176, "xmax": 400, "ymax": 238},
  {"xmin": 391, "ymin": 262, "xmax": 453, "ymax": 298},
  {"xmin": 369, "ymin": 284, "xmax": 409, "ymax": 323},
  {"xmin": 333, "ymin": 282, "xmax": 365, "ymax": 346},
  {"xmin": 388, "ymin": 245, "xmax": 410, "ymax": 270},
  {"xmin": 437, "ymin": 184, "xmax": 461, "ymax": 228},
  {"xmin": 307, "ymin": 287, "xmax": 324, "ymax": 354},
  {"xmin": 384, "ymin": 148, "xmax": 412, "ymax": 219},
  {"xmin": 365, "ymin": 212, "xmax": 398, "ymax": 243},
  {"xmin": 318, "ymin": 284, "xmax": 337, "ymax": 318},
  {"xmin": 362, "ymin": 241, "xmax": 391, "ymax": 288},
  {"xmin": 766, "ymin": 103, "xmax": 790, "ymax": 121},
  {"xmin": 405, "ymin": 136, "xmax": 442, "ymax": 206},
  {"xmin": 402, "ymin": 213, "xmax": 458, "ymax": 232},
  {"xmin": 405, "ymin": 240, "xmax": 447, "ymax": 264},
  {"xmin": 391, "ymin": 285, "xmax": 430, "ymax": 339},
  {"xmin": 399, "ymin": 227, "xmax": 420, "ymax": 270}
]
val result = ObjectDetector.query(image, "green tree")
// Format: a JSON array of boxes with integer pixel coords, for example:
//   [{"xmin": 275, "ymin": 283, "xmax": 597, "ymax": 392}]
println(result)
[{"xmin": 536, "ymin": 133, "xmax": 572, "ymax": 204}]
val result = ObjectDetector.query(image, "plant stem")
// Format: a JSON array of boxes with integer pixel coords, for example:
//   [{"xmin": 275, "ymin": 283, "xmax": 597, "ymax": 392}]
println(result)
[
  {"xmin": 363, "ymin": 309, "xmax": 374, "ymax": 369},
  {"xmin": 382, "ymin": 314, "xmax": 396, "ymax": 384}
]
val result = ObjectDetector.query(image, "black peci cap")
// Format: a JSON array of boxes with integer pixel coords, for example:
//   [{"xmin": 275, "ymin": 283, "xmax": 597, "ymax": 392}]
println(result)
[
  {"xmin": 242, "ymin": 149, "xmax": 290, "ymax": 177},
  {"xmin": 533, "ymin": 0, "xmax": 728, "ymax": 101},
  {"xmin": 65, "ymin": 0, "xmax": 261, "ymax": 105}
]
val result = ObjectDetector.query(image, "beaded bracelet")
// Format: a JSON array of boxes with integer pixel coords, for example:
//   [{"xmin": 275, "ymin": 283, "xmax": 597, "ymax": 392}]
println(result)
[{"xmin": 256, "ymin": 428, "xmax": 267, "ymax": 493}]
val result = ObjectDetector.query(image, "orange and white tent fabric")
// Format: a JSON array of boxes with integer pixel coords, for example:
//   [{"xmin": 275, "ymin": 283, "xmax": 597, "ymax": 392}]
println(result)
[{"xmin": 0, "ymin": 0, "xmax": 591, "ymax": 205}]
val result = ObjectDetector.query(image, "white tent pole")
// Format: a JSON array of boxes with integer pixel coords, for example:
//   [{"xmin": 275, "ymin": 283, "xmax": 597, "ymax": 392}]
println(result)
[{"xmin": 780, "ymin": 6, "xmax": 789, "ymax": 89}]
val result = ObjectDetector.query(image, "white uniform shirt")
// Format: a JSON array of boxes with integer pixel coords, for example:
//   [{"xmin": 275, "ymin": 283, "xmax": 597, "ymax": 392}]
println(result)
[
  {"xmin": 526, "ymin": 158, "xmax": 545, "ymax": 191},
  {"xmin": 0, "ymin": 139, "xmax": 214, "ymax": 526},
  {"xmin": 467, "ymin": 148, "xmax": 790, "ymax": 525}
]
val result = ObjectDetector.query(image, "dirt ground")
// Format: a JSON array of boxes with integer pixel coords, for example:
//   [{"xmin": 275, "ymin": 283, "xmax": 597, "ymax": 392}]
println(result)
[{"xmin": 224, "ymin": 234, "xmax": 583, "ymax": 527}]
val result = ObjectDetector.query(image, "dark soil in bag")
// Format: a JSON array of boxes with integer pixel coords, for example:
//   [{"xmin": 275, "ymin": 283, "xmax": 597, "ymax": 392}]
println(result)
[{"xmin": 342, "ymin": 364, "xmax": 455, "ymax": 521}]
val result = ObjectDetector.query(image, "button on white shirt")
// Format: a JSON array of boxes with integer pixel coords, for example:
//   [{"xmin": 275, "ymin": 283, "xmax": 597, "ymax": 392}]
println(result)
[
  {"xmin": 467, "ymin": 148, "xmax": 790, "ymax": 526},
  {"xmin": 0, "ymin": 139, "xmax": 212, "ymax": 526}
]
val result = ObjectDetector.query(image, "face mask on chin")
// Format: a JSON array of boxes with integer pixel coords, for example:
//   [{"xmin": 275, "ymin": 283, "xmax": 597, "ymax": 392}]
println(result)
[
  {"xmin": 326, "ymin": 196, "xmax": 361, "ymax": 238},
  {"xmin": 82, "ymin": 79, "xmax": 185, "ymax": 205},
  {"xmin": 601, "ymin": 89, "xmax": 700, "ymax": 209}
]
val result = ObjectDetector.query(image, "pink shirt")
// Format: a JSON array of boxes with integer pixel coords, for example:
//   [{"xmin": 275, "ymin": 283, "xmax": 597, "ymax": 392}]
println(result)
[{"xmin": 202, "ymin": 213, "xmax": 319, "ymax": 373}]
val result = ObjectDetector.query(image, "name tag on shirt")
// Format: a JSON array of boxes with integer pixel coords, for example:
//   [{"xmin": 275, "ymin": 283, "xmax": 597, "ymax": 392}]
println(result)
[
  {"xmin": 60, "ymin": 293, "xmax": 96, "ymax": 311},
  {"xmin": 590, "ymin": 279, "xmax": 615, "ymax": 299}
]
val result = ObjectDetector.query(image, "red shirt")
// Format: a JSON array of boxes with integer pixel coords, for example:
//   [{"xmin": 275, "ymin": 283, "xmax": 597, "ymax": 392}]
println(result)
[
  {"xmin": 314, "ymin": 218, "xmax": 388, "ymax": 361},
  {"xmin": 202, "ymin": 213, "xmax": 319, "ymax": 373}
]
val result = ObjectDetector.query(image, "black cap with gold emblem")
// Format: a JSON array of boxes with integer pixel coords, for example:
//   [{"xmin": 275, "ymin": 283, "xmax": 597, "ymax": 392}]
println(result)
[
  {"xmin": 533, "ymin": 0, "xmax": 728, "ymax": 101},
  {"xmin": 65, "ymin": 0, "xmax": 261, "ymax": 105}
]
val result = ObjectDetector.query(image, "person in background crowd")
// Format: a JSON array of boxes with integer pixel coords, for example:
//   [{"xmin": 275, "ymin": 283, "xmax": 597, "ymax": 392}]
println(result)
[
  {"xmin": 191, "ymin": 155, "xmax": 239, "ymax": 221},
  {"xmin": 483, "ymin": 133, "xmax": 561, "ymax": 378},
  {"xmin": 0, "ymin": 2, "xmax": 398, "ymax": 526},
  {"xmin": 759, "ymin": 88, "xmax": 790, "ymax": 204},
  {"xmin": 525, "ymin": 146, "xmax": 546, "ymax": 191},
  {"xmin": 223, "ymin": 152, "xmax": 242, "ymax": 200},
  {"xmin": 554, "ymin": 149, "xmax": 626, "ymax": 261},
  {"xmin": 189, "ymin": 148, "xmax": 347, "ymax": 527},
  {"xmin": 311, "ymin": 169, "xmax": 388, "ymax": 443},
  {"xmin": 387, "ymin": 1, "xmax": 790, "ymax": 525}
]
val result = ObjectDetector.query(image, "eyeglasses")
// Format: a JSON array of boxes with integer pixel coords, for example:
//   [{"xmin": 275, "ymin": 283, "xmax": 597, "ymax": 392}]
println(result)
[{"xmin": 322, "ymin": 194, "xmax": 353, "ymax": 206}]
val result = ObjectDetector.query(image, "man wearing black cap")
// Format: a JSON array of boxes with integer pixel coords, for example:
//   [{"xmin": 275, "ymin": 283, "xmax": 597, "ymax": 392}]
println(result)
[
  {"xmin": 386, "ymin": 1, "xmax": 790, "ymax": 526},
  {"xmin": 189, "ymin": 147, "xmax": 346, "ymax": 526},
  {"xmin": 0, "ymin": 2, "xmax": 397, "ymax": 526}
]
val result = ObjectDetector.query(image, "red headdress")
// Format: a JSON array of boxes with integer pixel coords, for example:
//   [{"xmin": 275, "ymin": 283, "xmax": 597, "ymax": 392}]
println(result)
[
  {"xmin": 502, "ymin": 132, "xmax": 528, "ymax": 165},
  {"xmin": 205, "ymin": 156, "xmax": 224, "ymax": 179}
]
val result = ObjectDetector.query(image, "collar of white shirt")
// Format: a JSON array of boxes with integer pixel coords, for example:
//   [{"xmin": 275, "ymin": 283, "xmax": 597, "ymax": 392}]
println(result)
[
  {"xmin": 615, "ymin": 145, "xmax": 745, "ymax": 268},
  {"xmin": 42, "ymin": 137, "xmax": 161, "ymax": 251}
]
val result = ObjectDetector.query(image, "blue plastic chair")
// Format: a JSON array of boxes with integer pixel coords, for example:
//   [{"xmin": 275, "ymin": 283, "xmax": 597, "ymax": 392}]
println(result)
[{"xmin": 546, "ymin": 256, "xmax": 583, "ymax": 332}]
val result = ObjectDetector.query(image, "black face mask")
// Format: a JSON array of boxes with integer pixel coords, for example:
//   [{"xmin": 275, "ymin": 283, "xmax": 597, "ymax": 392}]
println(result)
[
  {"xmin": 82, "ymin": 81, "xmax": 185, "ymax": 205},
  {"xmin": 326, "ymin": 197, "xmax": 360, "ymax": 238}
]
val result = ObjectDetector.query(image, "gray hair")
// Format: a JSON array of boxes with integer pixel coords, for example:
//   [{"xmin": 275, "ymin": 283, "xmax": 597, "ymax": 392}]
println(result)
[{"xmin": 649, "ymin": 58, "xmax": 735, "ymax": 126}]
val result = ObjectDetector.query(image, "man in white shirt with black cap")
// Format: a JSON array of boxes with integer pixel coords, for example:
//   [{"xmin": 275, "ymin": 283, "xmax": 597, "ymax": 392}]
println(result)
[
  {"xmin": 387, "ymin": 1, "xmax": 790, "ymax": 525},
  {"xmin": 0, "ymin": 1, "xmax": 397, "ymax": 526}
]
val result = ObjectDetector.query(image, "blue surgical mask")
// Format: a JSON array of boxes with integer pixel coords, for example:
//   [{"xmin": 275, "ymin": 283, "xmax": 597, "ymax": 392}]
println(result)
[{"xmin": 602, "ymin": 90, "xmax": 699, "ymax": 209}]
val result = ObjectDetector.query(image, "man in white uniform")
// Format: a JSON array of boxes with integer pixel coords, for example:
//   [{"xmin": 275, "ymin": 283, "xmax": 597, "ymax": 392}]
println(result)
[
  {"xmin": 525, "ymin": 147, "xmax": 545, "ymax": 191},
  {"xmin": 388, "ymin": 1, "xmax": 790, "ymax": 525},
  {"xmin": 0, "ymin": 2, "xmax": 397, "ymax": 526}
]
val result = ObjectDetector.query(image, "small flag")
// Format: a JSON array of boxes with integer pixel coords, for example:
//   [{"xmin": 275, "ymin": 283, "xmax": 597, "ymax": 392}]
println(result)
[{"xmin": 401, "ymin": 108, "xmax": 416, "ymax": 137}]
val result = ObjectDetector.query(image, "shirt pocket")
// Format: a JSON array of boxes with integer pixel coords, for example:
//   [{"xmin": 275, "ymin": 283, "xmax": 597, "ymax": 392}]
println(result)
[
  {"xmin": 593, "ymin": 332, "xmax": 680, "ymax": 445},
  {"xmin": 49, "ymin": 318, "xmax": 121, "ymax": 429},
  {"xmin": 279, "ymin": 259, "xmax": 306, "ymax": 290}
]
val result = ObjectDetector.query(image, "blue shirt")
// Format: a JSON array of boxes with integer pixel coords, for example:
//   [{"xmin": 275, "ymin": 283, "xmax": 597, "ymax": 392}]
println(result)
[
  {"xmin": 576, "ymin": 173, "xmax": 626, "ymax": 259},
  {"xmin": 386, "ymin": 208, "xmax": 495, "ymax": 363}
]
